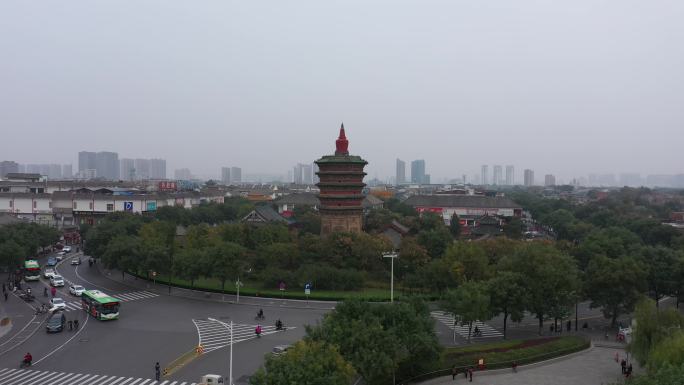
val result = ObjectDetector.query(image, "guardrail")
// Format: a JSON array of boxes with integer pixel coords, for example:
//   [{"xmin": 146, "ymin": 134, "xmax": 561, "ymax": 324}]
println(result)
[{"xmin": 397, "ymin": 338, "xmax": 591, "ymax": 384}]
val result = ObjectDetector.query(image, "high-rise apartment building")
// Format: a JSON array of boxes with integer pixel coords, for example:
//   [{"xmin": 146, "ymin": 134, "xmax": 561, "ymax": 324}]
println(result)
[
  {"xmin": 149, "ymin": 159, "xmax": 166, "ymax": 179},
  {"xmin": 221, "ymin": 167, "xmax": 231, "ymax": 184},
  {"xmin": 0, "ymin": 161, "xmax": 19, "ymax": 178},
  {"xmin": 293, "ymin": 163, "xmax": 313, "ymax": 184},
  {"xmin": 396, "ymin": 159, "xmax": 406, "ymax": 185},
  {"xmin": 174, "ymin": 168, "xmax": 192, "ymax": 180},
  {"xmin": 78, "ymin": 151, "xmax": 97, "ymax": 173},
  {"xmin": 134, "ymin": 158, "xmax": 150, "ymax": 180},
  {"xmin": 48, "ymin": 164, "xmax": 62, "ymax": 179},
  {"xmin": 505, "ymin": 165, "xmax": 514, "ymax": 185},
  {"xmin": 493, "ymin": 165, "xmax": 503, "ymax": 185},
  {"xmin": 230, "ymin": 167, "xmax": 242, "ymax": 183},
  {"xmin": 62, "ymin": 164, "xmax": 72, "ymax": 179},
  {"xmin": 120, "ymin": 159, "xmax": 136, "ymax": 180},
  {"xmin": 544, "ymin": 174, "xmax": 556, "ymax": 186},
  {"xmin": 481, "ymin": 165, "xmax": 489, "ymax": 185},
  {"xmin": 524, "ymin": 169, "xmax": 534, "ymax": 186},
  {"xmin": 411, "ymin": 160, "xmax": 426, "ymax": 184},
  {"xmin": 96, "ymin": 152, "xmax": 119, "ymax": 180}
]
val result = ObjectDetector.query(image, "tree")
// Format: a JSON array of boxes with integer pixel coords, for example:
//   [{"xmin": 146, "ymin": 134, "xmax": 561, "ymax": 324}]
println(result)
[
  {"xmin": 621, "ymin": 363, "xmax": 684, "ymax": 385},
  {"xmin": 417, "ymin": 227, "xmax": 453, "ymax": 258},
  {"xmin": 396, "ymin": 237, "xmax": 430, "ymax": 279},
  {"xmin": 442, "ymin": 282, "xmax": 491, "ymax": 343},
  {"xmin": 629, "ymin": 298, "xmax": 684, "ymax": 366},
  {"xmin": 139, "ymin": 221, "xmax": 176, "ymax": 280},
  {"xmin": 501, "ymin": 243, "xmax": 580, "ymax": 335},
  {"xmin": 503, "ymin": 217, "xmax": 524, "ymax": 239},
  {"xmin": 449, "ymin": 213, "xmax": 461, "ymax": 238},
  {"xmin": 101, "ymin": 234, "xmax": 141, "ymax": 279},
  {"xmin": 585, "ymin": 256, "xmax": 647, "ymax": 327},
  {"xmin": 444, "ymin": 242, "xmax": 491, "ymax": 282},
  {"xmin": 0, "ymin": 240, "xmax": 24, "ymax": 277},
  {"xmin": 211, "ymin": 241, "xmax": 247, "ymax": 293},
  {"xmin": 173, "ymin": 248, "xmax": 206, "ymax": 288},
  {"xmin": 639, "ymin": 246, "xmax": 679, "ymax": 307},
  {"xmin": 250, "ymin": 340, "xmax": 356, "ymax": 385},
  {"xmin": 306, "ymin": 299, "xmax": 440, "ymax": 385},
  {"xmin": 488, "ymin": 271, "xmax": 526, "ymax": 339}
]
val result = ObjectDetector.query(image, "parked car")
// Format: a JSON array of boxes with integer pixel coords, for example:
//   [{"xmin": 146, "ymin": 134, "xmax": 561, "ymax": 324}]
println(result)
[
  {"xmin": 63, "ymin": 246, "xmax": 72, "ymax": 253},
  {"xmin": 43, "ymin": 268, "xmax": 56, "ymax": 279},
  {"xmin": 71, "ymin": 258, "xmax": 81, "ymax": 265},
  {"xmin": 50, "ymin": 275, "xmax": 65, "ymax": 287},
  {"xmin": 49, "ymin": 298, "xmax": 66, "ymax": 311},
  {"xmin": 272, "ymin": 345, "xmax": 293, "ymax": 355},
  {"xmin": 56, "ymin": 251, "xmax": 66, "ymax": 261},
  {"xmin": 46, "ymin": 311, "xmax": 66, "ymax": 333},
  {"xmin": 69, "ymin": 285, "xmax": 85, "ymax": 296}
]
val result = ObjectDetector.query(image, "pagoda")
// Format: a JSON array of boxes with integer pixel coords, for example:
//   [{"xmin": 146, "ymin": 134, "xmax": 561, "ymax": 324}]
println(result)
[{"xmin": 315, "ymin": 124, "xmax": 368, "ymax": 236}]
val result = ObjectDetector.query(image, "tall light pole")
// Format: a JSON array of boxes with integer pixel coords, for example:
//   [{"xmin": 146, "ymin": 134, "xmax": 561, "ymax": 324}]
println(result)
[
  {"xmin": 382, "ymin": 252, "xmax": 398, "ymax": 303},
  {"xmin": 208, "ymin": 317, "xmax": 233, "ymax": 385}
]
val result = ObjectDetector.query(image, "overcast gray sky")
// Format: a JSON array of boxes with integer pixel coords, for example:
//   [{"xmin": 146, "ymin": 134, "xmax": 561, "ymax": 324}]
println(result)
[{"xmin": 1, "ymin": 0, "xmax": 682, "ymax": 182}]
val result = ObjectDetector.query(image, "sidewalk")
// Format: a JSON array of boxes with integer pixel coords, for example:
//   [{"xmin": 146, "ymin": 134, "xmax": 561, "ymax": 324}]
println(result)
[
  {"xmin": 95, "ymin": 265, "xmax": 336, "ymax": 310},
  {"xmin": 420, "ymin": 345, "xmax": 636, "ymax": 385},
  {"xmin": 0, "ymin": 301, "xmax": 11, "ymax": 339}
]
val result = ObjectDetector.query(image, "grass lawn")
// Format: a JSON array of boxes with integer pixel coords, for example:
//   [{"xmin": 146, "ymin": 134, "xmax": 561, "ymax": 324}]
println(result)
[
  {"xmin": 139, "ymin": 273, "xmax": 397, "ymax": 301},
  {"xmin": 440, "ymin": 335, "xmax": 590, "ymax": 370}
]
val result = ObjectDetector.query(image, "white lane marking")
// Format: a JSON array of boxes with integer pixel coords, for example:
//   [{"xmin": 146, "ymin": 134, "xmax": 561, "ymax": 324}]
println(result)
[
  {"xmin": 93, "ymin": 375, "xmax": 118, "ymax": 385},
  {"xmin": 138, "ymin": 379, "xmax": 151, "ymax": 385},
  {"xmin": 63, "ymin": 373, "xmax": 89, "ymax": 384},
  {"xmin": 0, "ymin": 368, "xmax": 33, "ymax": 385},
  {"xmin": 431, "ymin": 311, "xmax": 503, "ymax": 338},
  {"xmin": 0, "ymin": 314, "xmax": 39, "ymax": 354},
  {"xmin": 35, "ymin": 372, "xmax": 70, "ymax": 385},
  {"xmin": 22, "ymin": 370, "xmax": 56, "ymax": 385},
  {"xmin": 117, "ymin": 378, "xmax": 135, "ymax": 385},
  {"xmin": 33, "ymin": 314, "xmax": 89, "ymax": 366},
  {"xmin": 46, "ymin": 372, "xmax": 78, "ymax": 385},
  {"xmin": 127, "ymin": 379, "xmax": 143, "ymax": 385},
  {"xmin": 108, "ymin": 376, "xmax": 129, "ymax": 385},
  {"xmin": 74, "ymin": 374, "xmax": 100, "ymax": 385}
]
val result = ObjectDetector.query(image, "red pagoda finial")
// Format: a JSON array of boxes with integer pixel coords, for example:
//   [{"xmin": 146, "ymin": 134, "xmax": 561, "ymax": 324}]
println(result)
[{"xmin": 335, "ymin": 123, "xmax": 349, "ymax": 155}]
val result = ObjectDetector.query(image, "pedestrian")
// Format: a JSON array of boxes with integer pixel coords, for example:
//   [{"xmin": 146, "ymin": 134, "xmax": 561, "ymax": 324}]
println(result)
[
  {"xmin": 512, "ymin": 361, "xmax": 518, "ymax": 373},
  {"xmin": 451, "ymin": 365, "xmax": 457, "ymax": 380},
  {"xmin": 155, "ymin": 362, "xmax": 160, "ymax": 381},
  {"xmin": 2, "ymin": 283, "xmax": 5, "ymax": 293},
  {"xmin": 3, "ymin": 292, "xmax": 7, "ymax": 301},
  {"xmin": 567, "ymin": 320, "xmax": 571, "ymax": 331},
  {"xmin": 621, "ymin": 359, "xmax": 626, "ymax": 374},
  {"xmin": 626, "ymin": 363, "xmax": 633, "ymax": 378},
  {"xmin": 68, "ymin": 320, "xmax": 73, "ymax": 331},
  {"xmin": 468, "ymin": 367, "xmax": 473, "ymax": 382},
  {"xmin": 51, "ymin": 287, "xmax": 56, "ymax": 297},
  {"xmin": 73, "ymin": 319, "xmax": 79, "ymax": 330}
]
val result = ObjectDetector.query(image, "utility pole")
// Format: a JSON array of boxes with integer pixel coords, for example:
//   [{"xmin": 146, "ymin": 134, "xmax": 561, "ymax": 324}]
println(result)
[{"xmin": 382, "ymin": 252, "xmax": 398, "ymax": 303}]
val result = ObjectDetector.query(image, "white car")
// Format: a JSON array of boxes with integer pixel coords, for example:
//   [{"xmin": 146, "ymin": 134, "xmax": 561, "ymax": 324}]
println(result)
[
  {"xmin": 50, "ymin": 298, "xmax": 66, "ymax": 311},
  {"xmin": 43, "ymin": 268, "xmax": 56, "ymax": 279},
  {"xmin": 63, "ymin": 246, "xmax": 72, "ymax": 253},
  {"xmin": 69, "ymin": 285, "xmax": 85, "ymax": 296},
  {"xmin": 71, "ymin": 258, "xmax": 81, "ymax": 265},
  {"xmin": 50, "ymin": 275, "xmax": 65, "ymax": 287},
  {"xmin": 56, "ymin": 251, "xmax": 66, "ymax": 261},
  {"xmin": 272, "ymin": 345, "xmax": 293, "ymax": 355}
]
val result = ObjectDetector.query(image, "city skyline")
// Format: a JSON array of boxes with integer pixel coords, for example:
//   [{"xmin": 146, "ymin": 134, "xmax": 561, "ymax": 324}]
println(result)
[{"xmin": 1, "ymin": 1, "xmax": 683, "ymax": 182}]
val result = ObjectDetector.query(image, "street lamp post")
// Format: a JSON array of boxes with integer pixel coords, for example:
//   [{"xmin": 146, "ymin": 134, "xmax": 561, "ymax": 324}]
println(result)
[
  {"xmin": 382, "ymin": 252, "xmax": 398, "ymax": 303},
  {"xmin": 208, "ymin": 317, "xmax": 234, "ymax": 385}
]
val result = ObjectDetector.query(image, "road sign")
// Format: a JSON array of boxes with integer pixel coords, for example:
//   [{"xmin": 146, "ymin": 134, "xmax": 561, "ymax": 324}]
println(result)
[
  {"xmin": 152, "ymin": 271, "xmax": 157, "ymax": 277},
  {"xmin": 305, "ymin": 288, "xmax": 311, "ymax": 295},
  {"xmin": 279, "ymin": 282, "xmax": 286, "ymax": 291},
  {"xmin": 304, "ymin": 283, "xmax": 311, "ymax": 290},
  {"xmin": 124, "ymin": 202, "xmax": 133, "ymax": 211}
]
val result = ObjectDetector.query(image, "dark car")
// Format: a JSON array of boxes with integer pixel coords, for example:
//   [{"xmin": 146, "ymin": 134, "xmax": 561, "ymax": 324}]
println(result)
[
  {"xmin": 46, "ymin": 257, "xmax": 57, "ymax": 267},
  {"xmin": 46, "ymin": 311, "xmax": 66, "ymax": 333}
]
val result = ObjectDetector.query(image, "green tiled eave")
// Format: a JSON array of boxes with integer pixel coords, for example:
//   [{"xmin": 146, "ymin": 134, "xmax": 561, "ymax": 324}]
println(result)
[{"xmin": 315, "ymin": 155, "xmax": 368, "ymax": 165}]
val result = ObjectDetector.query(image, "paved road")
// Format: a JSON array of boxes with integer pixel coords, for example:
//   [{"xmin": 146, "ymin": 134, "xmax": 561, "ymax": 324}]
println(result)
[
  {"xmin": 422, "ymin": 346, "xmax": 635, "ymax": 385},
  {"xmin": 0, "ymin": 252, "xmax": 327, "ymax": 385}
]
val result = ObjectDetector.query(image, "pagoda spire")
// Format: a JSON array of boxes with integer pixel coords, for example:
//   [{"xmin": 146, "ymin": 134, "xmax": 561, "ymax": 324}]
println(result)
[{"xmin": 335, "ymin": 123, "xmax": 349, "ymax": 155}]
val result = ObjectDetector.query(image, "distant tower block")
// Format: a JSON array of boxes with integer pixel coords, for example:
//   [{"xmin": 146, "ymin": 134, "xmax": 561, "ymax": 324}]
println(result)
[{"xmin": 315, "ymin": 124, "xmax": 368, "ymax": 236}]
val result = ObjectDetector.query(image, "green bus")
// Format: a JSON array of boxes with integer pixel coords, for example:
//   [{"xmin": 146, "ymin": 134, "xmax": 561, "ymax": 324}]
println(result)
[
  {"xmin": 24, "ymin": 260, "xmax": 41, "ymax": 281},
  {"xmin": 81, "ymin": 290, "xmax": 120, "ymax": 320}
]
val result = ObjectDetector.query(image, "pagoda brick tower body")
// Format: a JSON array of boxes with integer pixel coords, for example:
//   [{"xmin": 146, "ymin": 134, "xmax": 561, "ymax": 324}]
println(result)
[{"xmin": 315, "ymin": 125, "xmax": 368, "ymax": 236}]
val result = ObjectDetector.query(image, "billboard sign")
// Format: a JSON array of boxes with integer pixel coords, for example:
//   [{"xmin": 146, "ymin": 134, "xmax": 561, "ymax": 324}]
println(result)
[
  {"xmin": 146, "ymin": 201, "xmax": 157, "ymax": 211},
  {"xmin": 124, "ymin": 202, "xmax": 133, "ymax": 211}
]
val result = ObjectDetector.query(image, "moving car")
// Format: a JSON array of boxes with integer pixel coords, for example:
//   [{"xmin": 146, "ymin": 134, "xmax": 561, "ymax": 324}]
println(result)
[
  {"xmin": 50, "ymin": 275, "xmax": 65, "ymax": 287},
  {"xmin": 71, "ymin": 258, "xmax": 81, "ymax": 265},
  {"xmin": 49, "ymin": 298, "xmax": 66, "ymax": 311},
  {"xmin": 63, "ymin": 246, "xmax": 72, "ymax": 253},
  {"xmin": 56, "ymin": 251, "xmax": 66, "ymax": 261},
  {"xmin": 46, "ymin": 311, "xmax": 66, "ymax": 333},
  {"xmin": 43, "ymin": 268, "xmax": 56, "ymax": 279},
  {"xmin": 69, "ymin": 285, "xmax": 85, "ymax": 296},
  {"xmin": 46, "ymin": 257, "xmax": 57, "ymax": 267}
]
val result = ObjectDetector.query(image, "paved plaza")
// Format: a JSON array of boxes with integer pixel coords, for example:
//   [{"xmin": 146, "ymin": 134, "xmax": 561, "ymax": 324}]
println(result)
[{"xmin": 422, "ymin": 346, "xmax": 633, "ymax": 385}]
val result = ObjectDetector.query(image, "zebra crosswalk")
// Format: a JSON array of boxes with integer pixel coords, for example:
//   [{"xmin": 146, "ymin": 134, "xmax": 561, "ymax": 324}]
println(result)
[
  {"xmin": 0, "ymin": 368, "xmax": 197, "ymax": 385},
  {"xmin": 113, "ymin": 291, "xmax": 159, "ymax": 302},
  {"xmin": 193, "ymin": 318, "xmax": 286, "ymax": 353},
  {"xmin": 431, "ymin": 311, "xmax": 503, "ymax": 339}
]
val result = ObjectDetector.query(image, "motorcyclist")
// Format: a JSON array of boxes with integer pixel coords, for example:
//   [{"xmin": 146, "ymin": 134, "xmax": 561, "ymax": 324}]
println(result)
[
  {"xmin": 255, "ymin": 325, "xmax": 262, "ymax": 337},
  {"xmin": 257, "ymin": 309, "xmax": 264, "ymax": 319},
  {"xmin": 26, "ymin": 288, "xmax": 31, "ymax": 296},
  {"xmin": 50, "ymin": 287, "xmax": 56, "ymax": 297},
  {"xmin": 23, "ymin": 352, "xmax": 32, "ymax": 366},
  {"xmin": 275, "ymin": 319, "xmax": 283, "ymax": 330},
  {"xmin": 474, "ymin": 326, "xmax": 481, "ymax": 336}
]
